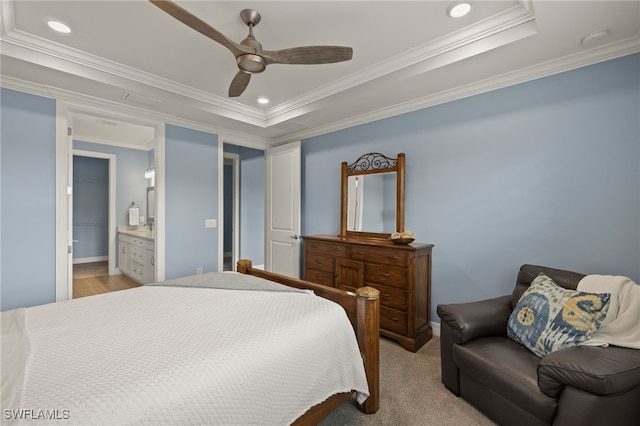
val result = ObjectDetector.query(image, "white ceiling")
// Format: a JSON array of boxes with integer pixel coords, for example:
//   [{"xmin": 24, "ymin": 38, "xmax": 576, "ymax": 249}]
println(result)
[{"xmin": 1, "ymin": 1, "xmax": 639, "ymax": 149}]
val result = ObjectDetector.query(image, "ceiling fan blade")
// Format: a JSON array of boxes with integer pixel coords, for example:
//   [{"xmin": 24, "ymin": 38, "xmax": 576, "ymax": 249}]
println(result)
[
  {"xmin": 229, "ymin": 71, "xmax": 251, "ymax": 97},
  {"xmin": 148, "ymin": 0, "xmax": 245, "ymax": 57},
  {"xmin": 263, "ymin": 46, "xmax": 353, "ymax": 65}
]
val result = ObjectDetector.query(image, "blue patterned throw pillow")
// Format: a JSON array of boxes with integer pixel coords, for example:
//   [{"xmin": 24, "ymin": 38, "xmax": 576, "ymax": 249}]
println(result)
[{"xmin": 507, "ymin": 273, "xmax": 611, "ymax": 357}]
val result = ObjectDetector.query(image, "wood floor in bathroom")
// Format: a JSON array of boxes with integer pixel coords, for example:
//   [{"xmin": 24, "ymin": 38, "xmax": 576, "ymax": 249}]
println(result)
[{"xmin": 73, "ymin": 261, "xmax": 140, "ymax": 298}]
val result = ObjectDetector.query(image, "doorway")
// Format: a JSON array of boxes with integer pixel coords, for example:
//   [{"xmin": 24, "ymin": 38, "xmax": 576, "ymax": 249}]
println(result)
[
  {"xmin": 220, "ymin": 144, "xmax": 266, "ymax": 271},
  {"xmin": 71, "ymin": 150, "xmax": 139, "ymax": 298},
  {"xmin": 67, "ymin": 112, "xmax": 157, "ymax": 299},
  {"xmin": 223, "ymin": 153, "xmax": 239, "ymax": 271}
]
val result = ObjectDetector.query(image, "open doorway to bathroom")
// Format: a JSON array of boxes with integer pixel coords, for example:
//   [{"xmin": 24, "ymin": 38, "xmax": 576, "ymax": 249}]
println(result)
[{"xmin": 69, "ymin": 113, "xmax": 155, "ymax": 297}]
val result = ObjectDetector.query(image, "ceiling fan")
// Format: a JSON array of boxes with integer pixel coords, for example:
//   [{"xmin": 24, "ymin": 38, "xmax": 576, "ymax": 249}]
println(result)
[{"xmin": 149, "ymin": 0, "xmax": 353, "ymax": 98}]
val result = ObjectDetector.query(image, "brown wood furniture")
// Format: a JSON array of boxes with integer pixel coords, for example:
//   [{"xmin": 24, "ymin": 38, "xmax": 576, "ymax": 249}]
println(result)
[
  {"xmin": 302, "ymin": 235, "xmax": 433, "ymax": 352},
  {"xmin": 304, "ymin": 152, "xmax": 433, "ymax": 352},
  {"xmin": 237, "ymin": 259, "xmax": 380, "ymax": 424}
]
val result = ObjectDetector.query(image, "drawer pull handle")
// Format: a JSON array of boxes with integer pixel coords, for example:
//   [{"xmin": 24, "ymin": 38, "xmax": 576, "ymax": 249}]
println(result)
[
  {"xmin": 388, "ymin": 256, "xmax": 400, "ymax": 260},
  {"xmin": 356, "ymin": 251, "xmax": 366, "ymax": 255},
  {"xmin": 382, "ymin": 293, "xmax": 391, "ymax": 298},
  {"xmin": 387, "ymin": 316, "xmax": 399, "ymax": 322},
  {"xmin": 380, "ymin": 273, "xmax": 391, "ymax": 277}
]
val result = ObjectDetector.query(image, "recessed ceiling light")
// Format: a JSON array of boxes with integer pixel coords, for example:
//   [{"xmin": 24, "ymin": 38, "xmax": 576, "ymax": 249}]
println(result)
[
  {"xmin": 47, "ymin": 20, "xmax": 71, "ymax": 34},
  {"xmin": 257, "ymin": 97, "xmax": 270, "ymax": 105},
  {"xmin": 447, "ymin": 3, "xmax": 471, "ymax": 18}
]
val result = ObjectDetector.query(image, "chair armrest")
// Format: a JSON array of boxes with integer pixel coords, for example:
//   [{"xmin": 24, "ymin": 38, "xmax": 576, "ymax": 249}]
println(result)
[
  {"xmin": 436, "ymin": 295, "xmax": 512, "ymax": 344},
  {"xmin": 538, "ymin": 346, "xmax": 640, "ymax": 398}
]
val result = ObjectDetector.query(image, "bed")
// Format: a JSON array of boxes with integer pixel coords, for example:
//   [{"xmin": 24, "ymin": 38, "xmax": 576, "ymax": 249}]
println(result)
[{"xmin": 1, "ymin": 259, "xmax": 380, "ymax": 425}]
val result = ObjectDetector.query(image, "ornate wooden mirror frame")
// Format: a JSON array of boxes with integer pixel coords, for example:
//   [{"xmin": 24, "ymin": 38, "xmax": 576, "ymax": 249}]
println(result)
[{"xmin": 339, "ymin": 152, "xmax": 405, "ymax": 239}]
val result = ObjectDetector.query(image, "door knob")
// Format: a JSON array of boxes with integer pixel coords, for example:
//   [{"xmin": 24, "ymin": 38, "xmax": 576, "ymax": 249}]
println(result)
[{"xmin": 289, "ymin": 235, "xmax": 300, "ymax": 239}]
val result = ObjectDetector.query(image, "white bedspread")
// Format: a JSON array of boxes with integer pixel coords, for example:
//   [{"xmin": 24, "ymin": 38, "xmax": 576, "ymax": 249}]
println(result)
[
  {"xmin": 577, "ymin": 274, "xmax": 640, "ymax": 349},
  {"xmin": 1, "ymin": 273, "xmax": 369, "ymax": 425}
]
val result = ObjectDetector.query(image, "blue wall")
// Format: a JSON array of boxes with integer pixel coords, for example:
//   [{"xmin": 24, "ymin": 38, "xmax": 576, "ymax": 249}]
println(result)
[
  {"xmin": 165, "ymin": 124, "xmax": 218, "ymax": 278},
  {"xmin": 2, "ymin": 54, "xmax": 638, "ymax": 314},
  {"xmin": 1, "ymin": 88, "xmax": 56, "ymax": 311},
  {"xmin": 302, "ymin": 54, "xmax": 640, "ymax": 320},
  {"xmin": 73, "ymin": 156, "xmax": 108, "ymax": 259}
]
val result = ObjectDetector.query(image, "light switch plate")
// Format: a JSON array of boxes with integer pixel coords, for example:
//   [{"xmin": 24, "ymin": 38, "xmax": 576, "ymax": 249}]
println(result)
[{"xmin": 205, "ymin": 219, "xmax": 217, "ymax": 228}]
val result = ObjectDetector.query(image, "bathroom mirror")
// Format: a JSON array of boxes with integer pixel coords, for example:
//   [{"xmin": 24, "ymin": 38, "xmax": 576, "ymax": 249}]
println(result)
[
  {"xmin": 340, "ymin": 152, "xmax": 405, "ymax": 239},
  {"xmin": 146, "ymin": 186, "xmax": 155, "ymax": 225}
]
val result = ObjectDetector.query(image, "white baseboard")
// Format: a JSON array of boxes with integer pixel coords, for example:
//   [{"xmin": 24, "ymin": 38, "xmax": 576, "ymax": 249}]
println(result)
[
  {"xmin": 431, "ymin": 321, "xmax": 441, "ymax": 337},
  {"xmin": 73, "ymin": 256, "xmax": 107, "ymax": 264}
]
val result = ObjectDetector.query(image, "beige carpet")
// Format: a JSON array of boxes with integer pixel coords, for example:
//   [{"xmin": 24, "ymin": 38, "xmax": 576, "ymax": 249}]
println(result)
[{"xmin": 320, "ymin": 337, "xmax": 496, "ymax": 425}]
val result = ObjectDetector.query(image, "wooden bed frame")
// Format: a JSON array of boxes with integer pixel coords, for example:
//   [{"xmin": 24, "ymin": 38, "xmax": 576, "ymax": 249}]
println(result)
[{"xmin": 236, "ymin": 259, "xmax": 380, "ymax": 424}]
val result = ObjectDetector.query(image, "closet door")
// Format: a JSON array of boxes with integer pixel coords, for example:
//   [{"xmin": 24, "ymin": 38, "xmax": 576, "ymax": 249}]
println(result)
[{"xmin": 265, "ymin": 141, "xmax": 301, "ymax": 277}]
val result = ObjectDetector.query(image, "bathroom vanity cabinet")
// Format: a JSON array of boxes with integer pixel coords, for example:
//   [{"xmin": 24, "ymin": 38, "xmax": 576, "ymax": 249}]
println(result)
[{"xmin": 118, "ymin": 231, "xmax": 155, "ymax": 284}]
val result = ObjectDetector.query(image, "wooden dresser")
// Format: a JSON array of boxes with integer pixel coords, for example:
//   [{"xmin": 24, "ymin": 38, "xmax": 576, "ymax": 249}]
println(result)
[{"xmin": 302, "ymin": 235, "xmax": 433, "ymax": 352}]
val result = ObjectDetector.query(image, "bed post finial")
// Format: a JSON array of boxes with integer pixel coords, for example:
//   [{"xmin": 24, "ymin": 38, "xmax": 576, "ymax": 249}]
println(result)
[{"xmin": 237, "ymin": 259, "xmax": 252, "ymax": 274}]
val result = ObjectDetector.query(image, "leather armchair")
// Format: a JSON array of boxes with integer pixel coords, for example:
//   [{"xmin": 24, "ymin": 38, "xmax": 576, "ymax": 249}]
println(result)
[{"xmin": 437, "ymin": 264, "xmax": 640, "ymax": 426}]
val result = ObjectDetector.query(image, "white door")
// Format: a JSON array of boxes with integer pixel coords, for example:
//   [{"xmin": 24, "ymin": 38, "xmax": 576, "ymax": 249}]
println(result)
[{"xmin": 265, "ymin": 141, "xmax": 301, "ymax": 277}]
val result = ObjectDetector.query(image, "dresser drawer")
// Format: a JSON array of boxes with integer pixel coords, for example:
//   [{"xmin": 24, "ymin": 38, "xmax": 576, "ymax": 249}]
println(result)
[
  {"xmin": 305, "ymin": 253, "xmax": 335, "ymax": 273},
  {"xmin": 350, "ymin": 246, "xmax": 408, "ymax": 267},
  {"xmin": 369, "ymin": 283, "xmax": 407, "ymax": 310},
  {"xmin": 380, "ymin": 306, "xmax": 407, "ymax": 335},
  {"xmin": 364, "ymin": 264, "xmax": 408, "ymax": 289},
  {"xmin": 305, "ymin": 269, "xmax": 334, "ymax": 286},
  {"xmin": 305, "ymin": 241, "xmax": 349, "ymax": 257}
]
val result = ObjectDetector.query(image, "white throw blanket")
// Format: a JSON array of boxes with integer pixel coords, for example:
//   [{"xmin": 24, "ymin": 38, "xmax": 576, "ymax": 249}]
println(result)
[{"xmin": 577, "ymin": 274, "xmax": 640, "ymax": 349}]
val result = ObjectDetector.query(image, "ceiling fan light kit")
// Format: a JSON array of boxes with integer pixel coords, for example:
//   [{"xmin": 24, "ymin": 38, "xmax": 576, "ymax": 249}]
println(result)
[
  {"xmin": 237, "ymin": 54, "xmax": 266, "ymax": 73},
  {"xmin": 149, "ymin": 0, "xmax": 353, "ymax": 98}
]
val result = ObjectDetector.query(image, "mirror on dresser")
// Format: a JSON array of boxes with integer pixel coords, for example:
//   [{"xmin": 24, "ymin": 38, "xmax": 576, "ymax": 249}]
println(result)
[{"xmin": 340, "ymin": 152, "xmax": 405, "ymax": 239}]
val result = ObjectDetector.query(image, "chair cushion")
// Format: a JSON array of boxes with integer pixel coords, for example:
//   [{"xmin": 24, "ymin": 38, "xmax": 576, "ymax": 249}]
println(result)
[
  {"xmin": 452, "ymin": 336, "xmax": 557, "ymax": 423},
  {"xmin": 507, "ymin": 273, "xmax": 611, "ymax": 357}
]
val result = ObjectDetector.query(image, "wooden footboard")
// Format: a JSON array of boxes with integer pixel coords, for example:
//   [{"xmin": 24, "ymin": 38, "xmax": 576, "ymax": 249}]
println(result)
[{"xmin": 236, "ymin": 259, "xmax": 380, "ymax": 421}]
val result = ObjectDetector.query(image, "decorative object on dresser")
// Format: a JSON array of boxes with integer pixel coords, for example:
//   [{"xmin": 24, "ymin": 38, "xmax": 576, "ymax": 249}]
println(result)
[{"xmin": 303, "ymin": 152, "xmax": 434, "ymax": 352}]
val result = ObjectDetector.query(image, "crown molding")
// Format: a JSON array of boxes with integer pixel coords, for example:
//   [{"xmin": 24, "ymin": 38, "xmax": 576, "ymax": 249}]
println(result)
[
  {"xmin": 270, "ymin": 36, "xmax": 640, "ymax": 145},
  {"xmin": 1, "ymin": 0, "xmax": 534, "ymax": 130},
  {"xmin": 2, "ymin": 0, "xmax": 637, "ymax": 148},
  {"xmin": 263, "ymin": 1, "xmax": 536, "ymax": 126},
  {"xmin": 0, "ymin": 74, "xmax": 270, "ymax": 148},
  {"xmin": 0, "ymin": 74, "xmax": 54, "ymax": 98},
  {"xmin": 6, "ymin": 32, "xmax": 637, "ymax": 149},
  {"xmin": 1, "ymin": 26, "xmax": 266, "ymax": 125}
]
